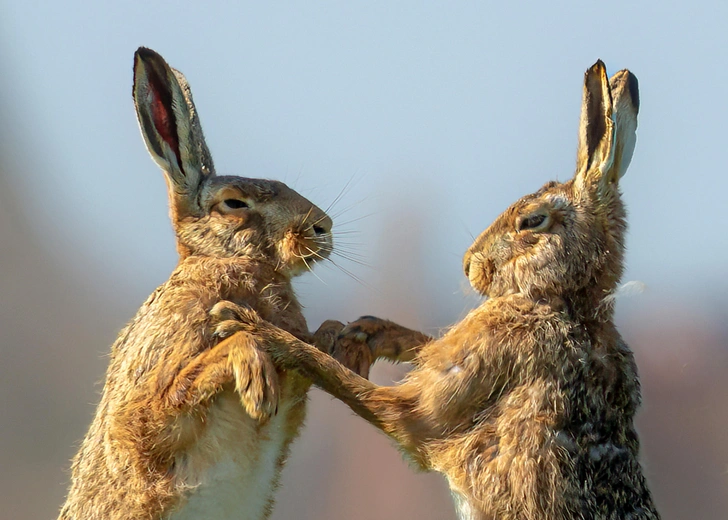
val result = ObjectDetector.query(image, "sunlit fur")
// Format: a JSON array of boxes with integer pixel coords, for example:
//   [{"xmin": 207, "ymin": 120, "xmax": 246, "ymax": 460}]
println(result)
[
  {"xmin": 233, "ymin": 62, "xmax": 660, "ymax": 519},
  {"xmin": 58, "ymin": 48, "xmax": 347, "ymax": 520}
]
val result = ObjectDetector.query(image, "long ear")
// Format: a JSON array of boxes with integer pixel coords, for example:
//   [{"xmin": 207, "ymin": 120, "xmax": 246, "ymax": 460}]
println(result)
[
  {"xmin": 608, "ymin": 69, "xmax": 639, "ymax": 182},
  {"xmin": 574, "ymin": 60, "xmax": 639, "ymax": 195},
  {"xmin": 574, "ymin": 60, "xmax": 614, "ymax": 194},
  {"xmin": 132, "ymin": 47, "xmax": 215, "ymax": 217}
]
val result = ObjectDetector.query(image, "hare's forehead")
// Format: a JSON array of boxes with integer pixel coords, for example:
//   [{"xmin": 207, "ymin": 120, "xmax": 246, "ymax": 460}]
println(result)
[{"xmin": 514, "ymin": 182, "xmax": 571, "ymax": 211}]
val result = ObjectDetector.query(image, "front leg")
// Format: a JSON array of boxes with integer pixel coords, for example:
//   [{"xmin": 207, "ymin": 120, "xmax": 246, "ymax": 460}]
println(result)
[
  {"xmin": 216, "ymin": 304, "xmax": 429, "ymax": 462},
  {"xmin": 160, "ymin": 302, "xmax": 280, "ymax": 422}
]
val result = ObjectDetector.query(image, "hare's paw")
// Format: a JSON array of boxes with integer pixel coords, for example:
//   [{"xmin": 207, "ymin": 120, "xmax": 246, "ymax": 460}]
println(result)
[
  {"xmin": 337, "ymin": 316, "xmax": 426, "ymax": 366},
  {"xmin": 313, "ymin": 320, "xmax": 346, "ymax": 353},
  {"xmin": 227, "ymin": 334, "xmax": 280, "ymax": 421},
  {"xmin": 210, "ymin": 300, "xmax": 261, "ymax": 338},
  {"xmin": 341, "ymin": 315, "xmax": 389, "ymax": 340},
  {"xmin": 329, "ymin": 316, "xmax": 388, "ymax": 379},
  {"xmin": 339, "ymin": 316, "xmax": 392, "ymax": 352}
]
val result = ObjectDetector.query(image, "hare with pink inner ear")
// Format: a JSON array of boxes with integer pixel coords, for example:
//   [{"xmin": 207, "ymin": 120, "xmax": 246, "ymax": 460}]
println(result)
[{"xmin": 58, "ymin": 47, "xmax": 364, "ymax": 520}]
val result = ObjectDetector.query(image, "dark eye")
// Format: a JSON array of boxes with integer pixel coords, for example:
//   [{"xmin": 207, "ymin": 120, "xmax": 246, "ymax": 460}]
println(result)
[
  {"xmin": 223, "ymin": 199, "xmax": 249, "ymax": 209},
  {"xmin": 517, "ymin": 213, "xmax": 548, "ymax": 232}
]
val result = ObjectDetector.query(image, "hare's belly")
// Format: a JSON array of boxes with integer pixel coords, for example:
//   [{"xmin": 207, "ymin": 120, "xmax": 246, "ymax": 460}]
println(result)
[
  {"xmin": 168, "ymin": 388, "xmax": 297, "ymax": 520},
  {"xmin": 450, "ymin": 490, "xmax": 478, "ymax": 520}
]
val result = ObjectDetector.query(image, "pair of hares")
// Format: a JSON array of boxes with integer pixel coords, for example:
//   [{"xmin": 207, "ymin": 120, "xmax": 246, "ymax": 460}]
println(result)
[{"xmin": 59, "ymin": 48, "xmax": 660, "ymax": 520}]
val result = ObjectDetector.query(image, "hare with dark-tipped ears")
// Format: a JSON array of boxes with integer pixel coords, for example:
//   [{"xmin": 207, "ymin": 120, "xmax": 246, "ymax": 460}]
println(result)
[
  {"xmin": 59, "ymin": 47, "xmax": 359, "ymax": 520},
  {"xmin": 215, "ymin": 61, "xmax": 660, "ymax": 519}
]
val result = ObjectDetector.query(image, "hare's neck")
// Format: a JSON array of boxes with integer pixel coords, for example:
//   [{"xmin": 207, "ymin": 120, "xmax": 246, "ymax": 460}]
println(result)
[
  {"xmin": 179, "ymin": 255, "xmax": 306, "ymax": 334},
  {"xmin": 176, "ymin": 256, "xmax": 295, "ymax": 305},
  {"xmin": 562, "ymin": 279, "xmax": 618, "ymax": 327}
]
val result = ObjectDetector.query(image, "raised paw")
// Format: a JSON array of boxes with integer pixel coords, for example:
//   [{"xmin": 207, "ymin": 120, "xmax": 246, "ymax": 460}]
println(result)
[
  {"xmin": 313, "ymin": 320, "xmax": 374, "ymax": 376},
  {"xmin": 336, "ymin": 316, "xmax": 430, "ymax": 368},
  {"xmin": 313, "ymin": 320, "xmax": 346, "ymax": 353},
  {"xmin": 328, "ymin": 316, "xmax": 388, "ymax": 379},
  {"xmin": 340, "ymin": 315, "xmax": 387, "ymax": 339},
  {"xmin": 210, "ymin": 300, "xmax": 261, "ymax": 338}
]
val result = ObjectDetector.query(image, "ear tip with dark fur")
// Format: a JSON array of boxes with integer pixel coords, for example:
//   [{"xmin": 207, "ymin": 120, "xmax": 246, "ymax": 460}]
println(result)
[
  {"xmin": 624, "ymin": 71, "xmax": 639, "ymax": 113},
  {"xmin": 135, "ymin": 47, "xmax": 161, "ymax": 63},
  {"xmin": 133, "ymin": 48, "xmax": 172, "ymax": 82},
  {"xmin": 583, "ymin": 60, "xmax": 611, "ymax": 105},
  {"xmin": 586, "ymin": 60, "xmax": 608, "ymax": 79}
]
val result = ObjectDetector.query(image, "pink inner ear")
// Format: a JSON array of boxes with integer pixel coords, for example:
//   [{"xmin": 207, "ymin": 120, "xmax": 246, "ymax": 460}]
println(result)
[{"xmin": 150, "ymin": 90, "xmax": 180, "ymax": 161}]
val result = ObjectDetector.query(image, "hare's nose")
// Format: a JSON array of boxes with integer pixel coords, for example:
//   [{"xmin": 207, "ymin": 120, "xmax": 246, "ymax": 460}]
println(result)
[{"xmin": 312, "ymin": 214, "xmax": 332, "ymax": 236}]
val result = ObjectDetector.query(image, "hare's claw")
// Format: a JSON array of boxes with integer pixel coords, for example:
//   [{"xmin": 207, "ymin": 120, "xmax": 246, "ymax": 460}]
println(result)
[
  {"xmin": 333, "ymin": 315, "xmax": 428, "ymax": 370},
  {"xmin": 210, "ymin": 301, "xmax": 260, "ymax": 338},
  {"xmin": 210, "ymin": 300, "xmax": 259, "ymax": 323},
  {"xmin": 339, "ymin": 315, "xmax": 389, "ymax": 348},
  {"xmin": 313, "ymin": 320, "xmax": 375, "ymax": 376},
  {"xmin": 213, "ymin": 319, "xmax": 245, "ymax": 339}
]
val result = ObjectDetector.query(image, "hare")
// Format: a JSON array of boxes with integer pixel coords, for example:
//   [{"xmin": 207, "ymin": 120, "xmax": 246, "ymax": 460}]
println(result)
[
  {"xmin": 59, "ymin": 47, "xmax": 350, "ymax": 520},
  {"xmin": 213, "ymin": 61, "xmax": 661, "ymax": 519}
]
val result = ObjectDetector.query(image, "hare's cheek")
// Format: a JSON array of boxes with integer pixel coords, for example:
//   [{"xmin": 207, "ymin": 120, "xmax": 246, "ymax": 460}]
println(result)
[
  {"xmin": 233, "ymin": 228, "xmax": 259, "ymax": 249},
  {"xmin": 276, "ymin": 234, "xmax": 301, "ymax": 264}
]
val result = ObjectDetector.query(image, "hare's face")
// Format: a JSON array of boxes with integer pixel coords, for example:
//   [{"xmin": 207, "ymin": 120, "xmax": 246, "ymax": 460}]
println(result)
[
  {"xmin": 175, "ymin": 177, "xmax": 332, "ymax": 278},
  {"xmin": 462, "ymin": 180, "xmax": 624, "ymax": 301}
]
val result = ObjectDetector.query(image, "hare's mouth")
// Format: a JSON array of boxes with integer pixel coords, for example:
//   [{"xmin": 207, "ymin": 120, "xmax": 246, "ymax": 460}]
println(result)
[{"xmin": 278, "ymin": 229, "xmax": 333, "ymax": 276}]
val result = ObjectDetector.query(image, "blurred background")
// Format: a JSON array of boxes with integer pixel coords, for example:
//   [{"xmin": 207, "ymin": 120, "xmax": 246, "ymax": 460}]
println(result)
[{"xmin": 1, "ymin": 2, "xmax": 727, "ymax": 519}]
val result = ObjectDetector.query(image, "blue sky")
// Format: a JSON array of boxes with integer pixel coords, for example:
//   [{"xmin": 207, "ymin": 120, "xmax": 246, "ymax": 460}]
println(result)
[{"xmin": 2, "ymin": 1, "xmax": 727, "ymax": 330}]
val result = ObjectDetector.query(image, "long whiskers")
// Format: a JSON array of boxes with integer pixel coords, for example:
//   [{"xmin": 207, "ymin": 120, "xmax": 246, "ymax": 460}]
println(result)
[
  {"xmin": 302, "ymin": 242, "xmax": 371, "ymax": 288},
  {"xmin": 323, "ymin": 174, "xmax": 359, "ymax": 215},
  {"xmin": 324, "ymin": 256, "xmax": 371, "ymax": 288},
  {"xmin": 293, "ymin": 248, "xmax": 327, "ymax": 285}
]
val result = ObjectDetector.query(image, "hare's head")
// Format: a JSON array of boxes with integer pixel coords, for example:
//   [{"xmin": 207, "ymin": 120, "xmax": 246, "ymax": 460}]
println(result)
[
  {"xmin": 463, "ymin": 61, "xmax": 639, "ymax": 317},
  {"xmin": 132, "ymin": 47, "xmax": 332, "ymax": 277}
]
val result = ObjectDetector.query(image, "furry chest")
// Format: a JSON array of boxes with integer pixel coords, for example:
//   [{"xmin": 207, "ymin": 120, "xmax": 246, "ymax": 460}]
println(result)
[{"xmin": 167, "ymin": 384, "xmax": 304, "ymax": 520}]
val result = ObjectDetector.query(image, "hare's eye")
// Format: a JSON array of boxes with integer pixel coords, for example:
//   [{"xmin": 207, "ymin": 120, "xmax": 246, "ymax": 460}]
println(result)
[
  {"xmin": 223, "ymin": 199, "xmax": 249, "ymax": 210},
  {"xmin": 517, "ymin": 213, "xmax": 548, "ymax": 232}
]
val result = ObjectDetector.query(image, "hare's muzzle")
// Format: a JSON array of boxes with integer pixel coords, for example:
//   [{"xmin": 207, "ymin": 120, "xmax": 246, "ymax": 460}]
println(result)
[
  {"xmin": 277, "ymin": 209, "xmax": 333, "ymax": 276},
  {"xmin": 305, "ymin": 212, "xmax": 333, "ymax": 261},
  {"xmin": 301, "ymin": 213, "xmax": 333, "ymax": 261},
  {"xmin": 463, "ymin": 249, "xmax": 495, "ymax": 296}
]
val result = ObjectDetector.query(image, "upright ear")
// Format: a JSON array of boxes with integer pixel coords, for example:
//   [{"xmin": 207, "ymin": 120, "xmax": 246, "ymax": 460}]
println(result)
[
  {"xmin": 132, "ymin": 47, "xmax": 215, "ymax": 217},
  {"xmin": 608, "ymin": 69, "xmax": 639, "ymax": 182},
  {"xmin": 573, "ymin": 60, "xmax": 639, "ymax": 196}
]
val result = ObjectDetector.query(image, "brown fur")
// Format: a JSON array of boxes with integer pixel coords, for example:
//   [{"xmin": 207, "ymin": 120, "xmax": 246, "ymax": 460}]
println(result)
[
  {"xmin": 59, "ymin": 48, "xmax": 351, "ymax": 520},
  {"xmin": 217, "ymin": 62, "xmax": 660, "ymax": 519}
]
